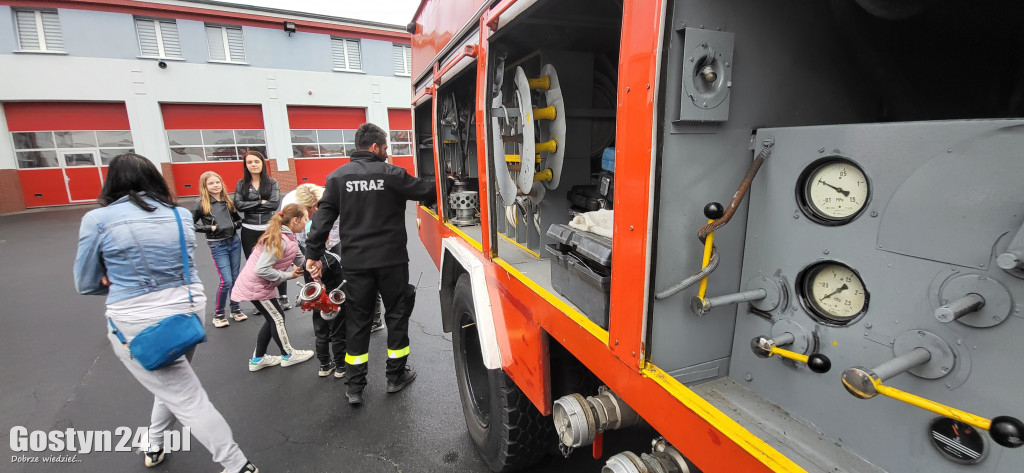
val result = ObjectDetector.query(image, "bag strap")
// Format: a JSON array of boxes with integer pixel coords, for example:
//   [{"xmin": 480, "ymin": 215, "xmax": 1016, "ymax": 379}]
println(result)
[
  {"xmin": 107, "ymin": 317, "xmax": 130, "ymax": 354},
  {"xmin": 107, "ymin": 207, "xmax": 194, "ymax": 355},
  {"xmin": 172, "ymin": 207, "xmax": 194, "ymax": 306}
]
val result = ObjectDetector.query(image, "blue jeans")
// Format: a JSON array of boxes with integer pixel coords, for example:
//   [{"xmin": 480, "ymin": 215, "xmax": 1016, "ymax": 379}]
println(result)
[{"xmin": 208, "ymin": 236, "xmax": 241, "ymax": 315}]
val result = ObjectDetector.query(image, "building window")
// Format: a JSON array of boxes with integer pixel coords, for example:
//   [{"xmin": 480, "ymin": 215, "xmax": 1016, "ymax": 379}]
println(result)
[
  {"xmin": 14, "ymin": 9, "xmax": 64, "ymax": 53},
  {"xmin": 393, "ymin": 44, "xmax": 411, "ymax": 76},
  {"xmin": 290, "ymin": 129, "xmax": 357, "ymax": 158},
  {"xmin": 206, "ymin": 25, "xmax": 246, "ymax": 63},
  {"xmin": 135, "ymin": 18, "xmax": 181, "ymax": 59},
  {"xmin": 389, "ymin": 130, "xmax": 413, "ymax": 156},
  {"xmin": 331, "ymin": 38, "xmax": 362, "ymax": 72},
  {"xmin": 11, "ymin": 130, "xmax": 134, "ymax": 168},
  {"xmin": 167, "ymin": 129, "xmax": 265, "ymax": 162}
]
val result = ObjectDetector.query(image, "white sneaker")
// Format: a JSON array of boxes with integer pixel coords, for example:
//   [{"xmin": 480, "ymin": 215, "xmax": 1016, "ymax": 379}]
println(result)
[
  {"xmin": 221, "ymin": 461, "xmax": 259, "ymax": 473},
  {"xmin": 248, "ymin": 355, "xmax": 281, "ymax": 372},
  {"xmin": 143, "ymin": 448, "xmax": 164, "ymax": 467},
  {"xmin": 281, "ymin": 349, "xmax": 314, "ymax": 367}
]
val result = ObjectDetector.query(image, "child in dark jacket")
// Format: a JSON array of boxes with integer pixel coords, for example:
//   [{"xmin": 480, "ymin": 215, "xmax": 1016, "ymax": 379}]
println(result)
[
  {"xmin": 193, "ymin": 171, "xmax": 246, "ymax": 327},
  {"xmin": 304, "ymin": 242, "xmax": 348, "ymax": 378}
]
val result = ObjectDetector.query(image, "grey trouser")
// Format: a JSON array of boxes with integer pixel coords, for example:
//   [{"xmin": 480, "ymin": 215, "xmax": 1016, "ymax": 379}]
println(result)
[{"xmin": 107, "ymin": 323, "xmax": 248, "ymax": 472}]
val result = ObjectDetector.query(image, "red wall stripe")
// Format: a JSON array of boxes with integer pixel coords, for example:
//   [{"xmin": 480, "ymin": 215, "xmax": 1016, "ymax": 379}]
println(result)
[
  {"xmin": 392, "ymin": 155, "xmax": 414, "ymax": 174},
  {"xmin": 4, "ymin": 1, "xmax": 411, "ymax": 42},
  {"xmin": 295, "ymin": 157, "xmax": 349, "ymax": 186},
  {"xmin": 287, "ymin": 106, "xmax": 366, "ymax": 130},
  {"xmin": 387, "ymin": 109, "xmax": 413, "ymax": 130},
  {"xmin": 161, "ymin": 104, "xmax": 264, "ymax": 130},
  {"xmin": 170, "ymin": 160, "xmax": 246, "ymax": 197},
  {"xmin": 4, "ymin": 102, "xmax": 130, "ymax": 131}
]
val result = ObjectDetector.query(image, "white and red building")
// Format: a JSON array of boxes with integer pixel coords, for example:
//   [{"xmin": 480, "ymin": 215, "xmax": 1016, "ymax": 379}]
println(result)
[{"xmin": 0, "ymin": 0, "xmax": 414, "ymax": 213}]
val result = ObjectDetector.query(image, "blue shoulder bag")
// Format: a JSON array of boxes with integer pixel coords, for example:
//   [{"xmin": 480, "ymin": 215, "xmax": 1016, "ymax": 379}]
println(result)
[{"xmin": 107, "ymin": 208, "xmax": 207, "ymax": 370}]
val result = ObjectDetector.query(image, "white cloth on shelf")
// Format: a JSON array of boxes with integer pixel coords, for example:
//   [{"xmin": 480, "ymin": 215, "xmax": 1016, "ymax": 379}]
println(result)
[{"xmin": 569, "ymin": 209, "xmax": 613, "ymax": 239}]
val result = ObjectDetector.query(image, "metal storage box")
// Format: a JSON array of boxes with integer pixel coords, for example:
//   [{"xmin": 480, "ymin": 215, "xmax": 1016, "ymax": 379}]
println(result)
[{"xmin": 546, "ymin": 224, "xmax": 612, "ymax": 328}]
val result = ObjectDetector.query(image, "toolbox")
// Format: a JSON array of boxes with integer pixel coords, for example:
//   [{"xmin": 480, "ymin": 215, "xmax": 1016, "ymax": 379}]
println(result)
[
  {"xmin": 567, "ymin": 185, "xmax": 608, "ymax": 211},
  {"xmin": 545, "ymin": 224, "xmax": 612, "ymax": 328}
]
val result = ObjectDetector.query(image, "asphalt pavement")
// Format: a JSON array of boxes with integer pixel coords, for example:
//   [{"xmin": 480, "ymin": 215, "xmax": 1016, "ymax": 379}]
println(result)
[{"xmin": 0, "ymin": 202, "xmax": 641, "ymax": 473}]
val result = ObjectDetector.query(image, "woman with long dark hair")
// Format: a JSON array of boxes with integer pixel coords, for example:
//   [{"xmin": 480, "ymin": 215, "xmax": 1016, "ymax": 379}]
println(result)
[
  {"xmin": 234, "ymin": 150, "xmax": 289, "ymax": 309},
  {"xmin": 73, "ymin": 154, "xmax": 257, "ymax": 473}
]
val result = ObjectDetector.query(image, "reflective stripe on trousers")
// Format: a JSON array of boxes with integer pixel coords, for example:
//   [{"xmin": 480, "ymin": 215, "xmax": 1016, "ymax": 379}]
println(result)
[
  {"xmin": 345, "ymin": 352, "xmax": 369, "ymax": 365},
  {"xmin": 387, "ymin": 346, "xmax": 410, "ymax": 358}
]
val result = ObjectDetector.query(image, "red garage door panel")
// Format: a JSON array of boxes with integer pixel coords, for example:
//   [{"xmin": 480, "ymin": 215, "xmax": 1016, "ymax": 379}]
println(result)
[
  {"xmin": 295, "ymin": 158, "xmax": 348, "ymax": 186},
  {"xmin": 5, "ymin": 102, "xmax": 130, "ymax": 131},
  {"xmin": 288, "ymin": 107, "xmax": 365, "ymax": 129},
  {"xmin": 171, "ymin": 161, "xmax": 246, "ymax": 197},
  {"xmin": 65, "ymin": 168, "xmax": 103, "ymax": 202},
  {"xmin": 162, "ymin": 104, "xmax": 264, "ymax": 130},
  {"xmin": 387, "ymin": 109, "xmax": 412, "ymax": 130},
  {"xmin": 392, "ymin": 156, "xmax": 415, "ymax": 175},
  {"xmin": 18, "ymin": 169, "xmax": 70, "ymax": 207}
]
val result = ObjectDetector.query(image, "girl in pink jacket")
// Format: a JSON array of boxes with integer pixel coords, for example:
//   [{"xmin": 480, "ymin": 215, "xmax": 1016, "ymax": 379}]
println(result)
[{"xmin": 231, "ymin": 203, "xmax": 315, "ymax": 371}]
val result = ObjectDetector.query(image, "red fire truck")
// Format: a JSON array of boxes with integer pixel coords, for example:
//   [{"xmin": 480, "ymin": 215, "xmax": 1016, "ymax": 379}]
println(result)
[{"xmin": 408, "ymin": 0, "xmax": 1024, "ymax": 472}]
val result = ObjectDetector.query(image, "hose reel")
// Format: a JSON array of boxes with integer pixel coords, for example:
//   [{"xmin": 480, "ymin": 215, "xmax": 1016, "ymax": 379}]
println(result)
[{"xmin": 491, "ymin": 64, "xmax": 566, "ymax": 206}]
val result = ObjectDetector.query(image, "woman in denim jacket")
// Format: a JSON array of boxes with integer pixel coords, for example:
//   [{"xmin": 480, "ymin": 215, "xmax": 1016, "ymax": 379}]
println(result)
[{"xmin": 73, "ymin": 154, "xmax": 258, "ymax": 473}]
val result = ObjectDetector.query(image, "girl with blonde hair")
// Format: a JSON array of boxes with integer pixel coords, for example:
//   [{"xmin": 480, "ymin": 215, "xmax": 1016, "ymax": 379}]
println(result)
[
  {"xmin": 192, "ymin": 171, "xmax": 246, "ymax": 327},
  {"xmin": 279, "ymin": 183, "xmax": 336, "ymax": 249},
  {"xmin": 231, "ymin": 203, "xmax": 315, "ymax": 371}
]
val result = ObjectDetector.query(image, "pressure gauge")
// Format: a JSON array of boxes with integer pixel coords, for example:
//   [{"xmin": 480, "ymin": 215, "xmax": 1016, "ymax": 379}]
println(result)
[
  {"xmin": 797, "ymin": 158, "xmax": 870, "ymax": 225},
  {"xmin": 929, "ymin": 417, "xmax": 987, "ymax": 465},
  {"xmin": 798, "ymin": 261, "xmax": 868, "ymax": 324}
]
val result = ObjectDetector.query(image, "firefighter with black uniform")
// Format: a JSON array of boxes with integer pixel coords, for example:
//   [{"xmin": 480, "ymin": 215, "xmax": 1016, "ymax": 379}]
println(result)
[{"xmin": 304, "ymin": 122, "xmax": 436, "ymax": 406}]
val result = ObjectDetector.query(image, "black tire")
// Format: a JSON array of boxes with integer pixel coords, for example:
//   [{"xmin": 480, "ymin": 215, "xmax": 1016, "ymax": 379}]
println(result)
[{"xmin": 452, "ymin": 274, "xmax": 553, "ymax": 472}]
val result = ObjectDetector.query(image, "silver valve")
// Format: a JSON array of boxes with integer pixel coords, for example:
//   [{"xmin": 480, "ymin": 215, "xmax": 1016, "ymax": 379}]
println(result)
[
  {"xmin": 603, "ymin": 438, "xmax": 697, "ymax": 473},
  {"xmin": 751, "ymin": 332, "xmax": 831, "ymax": 373},
  {"xmin": 553, "ymin": 387, "xmax": 641, "ymax": 451},
  {"xmin": 997, "ymin": 218, "xmax": 1024, "ymax": 277},
  {"xmin": 691, "ymin": 288, "xmax": 767, "ymax": 316},
  {"xmin": 934, "ymin": 293, "xmax": 985, "ymax": 323},
  {"xmin": 843, "ymin": 342, "xmax": 1024, "ymax": 449},
  {"xmin": 997, "ymin": 249, "xmax": 1024, "ymax": 271},
  {"xmin": 843, "ymin": 347, "xmax": 934, "ymax": 400}
]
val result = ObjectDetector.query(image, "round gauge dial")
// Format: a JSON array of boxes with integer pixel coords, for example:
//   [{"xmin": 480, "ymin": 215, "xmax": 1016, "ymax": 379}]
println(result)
[
  {"xmin": 929, "ymin": 417, "xmax": 987, "ymax": 465},
  {"xmin": 798, "ymin": 158, "xmax": 870, "ymax": 224},
  {"xmin": 799, "ymin": 262, "xmax": 868, "ymax": 324}
]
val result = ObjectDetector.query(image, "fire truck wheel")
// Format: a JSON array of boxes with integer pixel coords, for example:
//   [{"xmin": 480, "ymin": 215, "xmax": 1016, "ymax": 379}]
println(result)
[{"xmin": 452, "ymin": 274, "xmax": 553, "ymax": 471}]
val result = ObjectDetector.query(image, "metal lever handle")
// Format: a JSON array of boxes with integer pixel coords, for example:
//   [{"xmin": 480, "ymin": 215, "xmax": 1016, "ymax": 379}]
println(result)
[
  {"xmin": 750, "ymin": 333, "xmax": 831, "ymax": 373},
  {"xmin": 692, "ymin": 288, "xmax": 766, "ymax": 316},
  {"xmin": 934, "ymin": 293, "xmax": 984, "ymax": 323},
  {"xmin": 655, "ymin": 139, "xmax": 774, "ymax": 302},
  {"xmin": 842, "ymin": 348, "xmax": 1024, "ymax": 448}
]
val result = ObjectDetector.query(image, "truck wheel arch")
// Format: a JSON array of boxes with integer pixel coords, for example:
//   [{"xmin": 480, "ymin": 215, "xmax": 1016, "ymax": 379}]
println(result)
[
  {"xmin": 451, "ymin": 274, "xmax": 554, "ymax": 471},
  {"xmin": 440, "ymin": 237, "xmax": 503, "ymax": 370}
]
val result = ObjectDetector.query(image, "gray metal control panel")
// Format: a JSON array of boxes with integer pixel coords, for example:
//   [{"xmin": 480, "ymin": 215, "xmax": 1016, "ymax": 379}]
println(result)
[{"xmin": 729, "ymin": 121, "xmax": 1024, "ymax": 472}]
